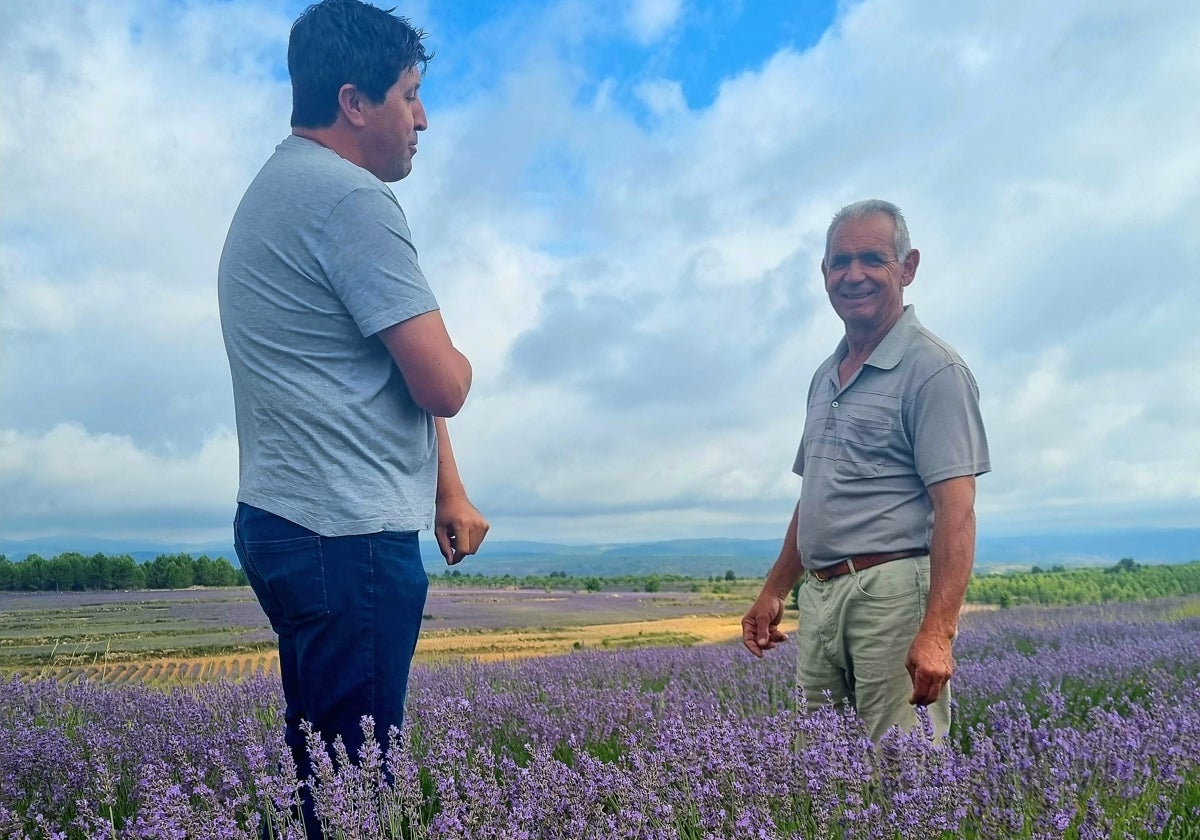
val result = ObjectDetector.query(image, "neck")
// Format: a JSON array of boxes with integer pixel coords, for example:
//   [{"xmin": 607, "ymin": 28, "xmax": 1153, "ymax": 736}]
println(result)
[
  {"xmin": 844, "ymin": 309, "xmax": 900, "ymax": 360},
  {"xmin": 292, "ymin": 125, "xmax": 364, "ymax": 169}
]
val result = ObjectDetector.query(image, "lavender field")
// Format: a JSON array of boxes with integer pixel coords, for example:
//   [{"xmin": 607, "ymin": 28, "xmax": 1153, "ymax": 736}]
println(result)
[
  {"xmin": 2, "ymin": 597, "xmax": 1198, "ymax": 839},
  {"xmin": 0, "ymin": 587, "xmax": 746, "ymax": 675}
]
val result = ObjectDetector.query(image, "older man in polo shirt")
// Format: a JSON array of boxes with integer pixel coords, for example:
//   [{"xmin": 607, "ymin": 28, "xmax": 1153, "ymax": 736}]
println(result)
[{"xmin": 742, "ymin": 199, "xmax": 990, "ymax": 742}]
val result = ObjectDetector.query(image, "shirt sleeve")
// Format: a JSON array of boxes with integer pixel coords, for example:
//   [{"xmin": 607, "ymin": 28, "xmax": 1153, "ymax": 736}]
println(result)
[
  {"xmin": 910, "ymin": 362, "xmax": 991, "ymax": 486},
  {"xmin": 320, "ymin": 186, "xmax": 440, "ymax": 338}
]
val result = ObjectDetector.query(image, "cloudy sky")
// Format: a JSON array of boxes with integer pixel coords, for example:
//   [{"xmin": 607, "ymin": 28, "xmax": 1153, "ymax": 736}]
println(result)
[{"xmin": 1, "ymin": 0, "xmax": 1197, "ymax": 549}]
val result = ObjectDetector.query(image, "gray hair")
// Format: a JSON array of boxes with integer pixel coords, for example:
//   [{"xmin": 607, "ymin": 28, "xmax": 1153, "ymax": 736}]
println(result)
[{"xmin": 824, "ymin": 199, "xmax": 912, "ymax": 263}]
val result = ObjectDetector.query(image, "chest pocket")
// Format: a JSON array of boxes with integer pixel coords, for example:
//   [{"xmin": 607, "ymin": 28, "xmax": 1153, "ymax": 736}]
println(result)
[{"xmin": 836, "ymin": 412, "xmax": 893, "ymax": 477}]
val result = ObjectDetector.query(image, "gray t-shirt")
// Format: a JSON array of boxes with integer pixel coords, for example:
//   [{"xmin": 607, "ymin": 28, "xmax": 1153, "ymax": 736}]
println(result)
[
  {"xmin": 793, "ymin": 305, "xmax": 990, "ymax": 569},
  {"xmin": 218, "ymin": 135, "xmax": 439, "ymax": 536}
]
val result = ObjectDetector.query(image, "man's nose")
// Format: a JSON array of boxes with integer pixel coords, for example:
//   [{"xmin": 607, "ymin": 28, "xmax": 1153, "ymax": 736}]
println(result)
[
  {"xmin": 414, "ymin": 100, "xmax": 428, "ymax": 132},
  {"xmin": 844, "ymin": 258, "xmax": 869, "ymax": 281}
]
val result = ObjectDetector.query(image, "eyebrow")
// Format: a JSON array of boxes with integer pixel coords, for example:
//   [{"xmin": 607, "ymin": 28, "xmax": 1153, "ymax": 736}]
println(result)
[{"xmin": 828, "ymin": 249, "xmax": 891, "ymax": 265}]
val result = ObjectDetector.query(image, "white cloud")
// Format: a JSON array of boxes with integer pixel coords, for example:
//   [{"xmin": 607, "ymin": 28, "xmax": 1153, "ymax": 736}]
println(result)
[
  {"xmin": 634, "ymin": 78, "xmax": 687, "ymax": 119},
  {"xmin": 0, "ymin": 424, "xmax": 237, "ymax": 540},
  {"xmin": 2, "ymin": 0, "xmax": 1198, "ymax": 546},
  {"xmin": 625, "ymin": 0, "xmax": 683, "ymax": 45}
]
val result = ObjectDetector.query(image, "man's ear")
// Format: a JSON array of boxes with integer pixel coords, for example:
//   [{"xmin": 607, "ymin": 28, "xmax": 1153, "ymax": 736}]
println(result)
[
  {"xmin": 337, "ymin": 83, "xmax": 368, "ymax": 128},
  {"xmin": 901, "ymin": 248, "xmax": 920, "ymax": 287}
]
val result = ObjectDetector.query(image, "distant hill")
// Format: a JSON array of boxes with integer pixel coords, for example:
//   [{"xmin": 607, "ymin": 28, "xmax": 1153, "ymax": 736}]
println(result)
[
  {"xmin": 973, "ymin": 528, "xmax": 1200, "ymax": 572},
  {"xmin": 455, "ymin": 538, "xmax": 784, "ymax": 578},
  {"xmin": 2, "ymin": 528, "xmax": 1196, "ymax": 578},
  {"xmin": 0, "ymin": 536, "xmax": 219, "ymax": 568}
]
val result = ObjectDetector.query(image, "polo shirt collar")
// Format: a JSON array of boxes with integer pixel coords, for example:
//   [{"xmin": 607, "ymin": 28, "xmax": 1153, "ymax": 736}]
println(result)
[{"xmin": 859, "ymin": 304, "xmax": 921, "ymax": 371}]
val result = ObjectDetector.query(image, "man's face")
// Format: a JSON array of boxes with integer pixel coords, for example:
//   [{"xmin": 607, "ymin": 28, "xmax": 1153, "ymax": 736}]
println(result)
[
  {"xmin": 822, "ymin": 213, "xmax": 917, "ymax": 332},
  {"xmin": 359, "ymin": 65, "xmax": 427, "ymax": 182}
]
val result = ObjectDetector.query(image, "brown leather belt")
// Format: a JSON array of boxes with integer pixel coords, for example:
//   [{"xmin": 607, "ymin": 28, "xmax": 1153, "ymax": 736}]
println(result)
[{"xmin": 809, "ymin": 548, "xmax": 928, "ymax": 581}]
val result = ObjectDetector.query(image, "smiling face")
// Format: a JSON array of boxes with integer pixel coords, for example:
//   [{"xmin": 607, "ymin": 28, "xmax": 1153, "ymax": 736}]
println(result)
[
  {"xmin": 822, "ymin": 213, "xmax": 919, "ymax": 336},
  {"xmin": 358, "ymin": 65, "xmax": 427, "ymax": 182}
]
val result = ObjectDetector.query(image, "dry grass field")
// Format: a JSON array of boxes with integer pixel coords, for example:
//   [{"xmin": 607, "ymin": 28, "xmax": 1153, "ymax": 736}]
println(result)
[
  {"xmin": 0, "ymin": 587, "xmax": 999, "ymax": 686},
  {"xmin": 27, "ymin": 612, "xmax": 748, "ymax": 687},
  {"xmin": 415, "ymin": 611, "xmax": 745, "ymax": 661},
  {"xmin": 0, "ymin": 585, "xmax": 758, "ymax": 685},
  {"xmin": 2, "ymin": 584, "xmax": 1009, "ymax": 689}
]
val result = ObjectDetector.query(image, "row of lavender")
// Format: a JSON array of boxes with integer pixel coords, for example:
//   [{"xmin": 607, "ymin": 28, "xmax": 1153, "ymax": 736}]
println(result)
[{"xmin": 2, "ymin": 598, "xmax": 1198, "ymax": 839}]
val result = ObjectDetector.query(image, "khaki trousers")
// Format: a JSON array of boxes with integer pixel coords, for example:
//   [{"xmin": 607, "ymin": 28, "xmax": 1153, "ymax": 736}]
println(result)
[{"xmin": 795, "ymin": 554, "xmax": 951, "ymax": 742}]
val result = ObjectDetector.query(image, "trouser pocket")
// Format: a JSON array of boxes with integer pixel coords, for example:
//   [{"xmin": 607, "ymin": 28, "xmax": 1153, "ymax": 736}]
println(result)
[{"xmin": 240, "ymin": 532, "xmax": 330, "ymax": 628}]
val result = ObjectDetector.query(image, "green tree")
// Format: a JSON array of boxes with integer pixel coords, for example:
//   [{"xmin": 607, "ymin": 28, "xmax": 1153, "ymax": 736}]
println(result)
[
  {"xmin": 17, "ymin": 554, "xmax": 48, "ymax": 591},
  {"xmin": 1107, "ymin": 557, "xmax": 1140, "ymax": 574},
  {"xmin": 145, "ymin": 553, "xmax": 195, "ymax": 589},
  {"xmin": 108, "ymin": 554, "xmax": 145, "ymax": 590},
  {"xmin": 47, "ymin": 554, "xmax": 81, "ymax": 591},
  {"xmin": 83, "ymin": 553, "xmax": 115, "ymax": 589},
  {"xmin": 194, "ymin": 555, "xmax": 239, "ymax": 587}
]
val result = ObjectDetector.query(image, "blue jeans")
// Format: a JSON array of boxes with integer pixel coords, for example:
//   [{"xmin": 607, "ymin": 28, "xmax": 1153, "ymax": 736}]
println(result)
[{"xmin": 233, "ymin": 503, "xmax": 428, "ymax": 838}]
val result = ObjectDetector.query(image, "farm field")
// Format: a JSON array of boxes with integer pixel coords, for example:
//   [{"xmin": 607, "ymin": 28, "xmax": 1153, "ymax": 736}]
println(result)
[
  {"xmin": 0, "ymin": 585, "xmax": 758, "ymax": 684},
  {"xmin": 2, "ymin": 594, "xmax": 1197, "ymax": 838}
]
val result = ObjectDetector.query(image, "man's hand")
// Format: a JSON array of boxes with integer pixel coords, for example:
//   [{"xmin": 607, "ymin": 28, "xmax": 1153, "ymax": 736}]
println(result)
[
  {"xmin": 743, "ymin": 504, "xmax": 804, "ymax": 658},
  {"xmin": 435, "ymin": 495, "xmax": 489, "ymax": 565},
  {"xmin": 741, "ymin": 594, "xmax": 789, "ymax": 658},
  {"xmin": 905, "ymin": 628, "xmax": 954, "ymax": 705}
]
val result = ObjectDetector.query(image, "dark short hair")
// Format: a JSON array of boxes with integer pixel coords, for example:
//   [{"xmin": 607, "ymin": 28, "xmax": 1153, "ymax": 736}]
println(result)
[{"xmin": 288, "ymin": 0, "xmax": 431, "ymax": 128}]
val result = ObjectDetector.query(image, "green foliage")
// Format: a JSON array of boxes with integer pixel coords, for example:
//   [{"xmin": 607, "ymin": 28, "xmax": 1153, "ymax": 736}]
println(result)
[
  {"xmin": 429, "ymin": 568, "xmax": 706, "ymax": 593},
  {"xmin": 0, "ymin": 552, "xmax": 247, "ymax": 592},
  {"xmin": 968, "ymin": 560, "xmax": 1200, "ymax": 607},
  {"xmin": 1106, "ymin": 557, "xmax": 1140, "ymax": 574}
]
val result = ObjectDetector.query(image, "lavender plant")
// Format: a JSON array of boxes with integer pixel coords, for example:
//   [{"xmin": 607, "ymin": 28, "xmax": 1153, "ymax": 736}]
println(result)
[{"xmin": 1, "ymin": 598, "xmax": 1197, "ymax": 839}]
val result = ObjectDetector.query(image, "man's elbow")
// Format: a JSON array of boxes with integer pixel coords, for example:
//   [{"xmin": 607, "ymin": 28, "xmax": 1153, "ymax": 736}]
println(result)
[
  {"xmin": 419, "ymin": 389, "xmax": 468, "ymax": 418},
  {"xmin": 411, "ymin": 366, "xmax": 472, "ymax": 417}
]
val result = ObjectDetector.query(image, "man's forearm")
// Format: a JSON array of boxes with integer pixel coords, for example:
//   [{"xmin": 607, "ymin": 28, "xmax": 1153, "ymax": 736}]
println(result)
[
  {"xmin": 922, "ymin": 477, "xmax": 977, "ymax": 639},
  {"xmin": 434, "ymin": 417, "xmax": 467, "ymax": 501},
  {"xmin": 763, "ymin": 504, "xmax": 805, "ymax": 599}
]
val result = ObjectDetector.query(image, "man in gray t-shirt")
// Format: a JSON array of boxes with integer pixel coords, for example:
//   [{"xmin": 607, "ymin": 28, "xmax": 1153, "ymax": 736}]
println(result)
[
  {"xmin": 217, "ymin": 2, "xmax": 487, "ymax": 835},
  {"xmin": 742, "ymin": 199, "xmax": 989, "ymax": 742}
]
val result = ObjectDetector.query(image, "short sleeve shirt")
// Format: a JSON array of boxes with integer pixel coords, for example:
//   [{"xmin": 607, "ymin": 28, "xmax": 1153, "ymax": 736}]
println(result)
[
  {"xmin": 793, "ymin": 305, "xmax": 990, "ymax": 569},
  {"xmin": 218, "ymin": 135, "xmax": 440, "ymax": 536}
]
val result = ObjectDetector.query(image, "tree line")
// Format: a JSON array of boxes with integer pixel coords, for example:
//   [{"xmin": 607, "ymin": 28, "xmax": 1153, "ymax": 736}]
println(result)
[
  {"xmin": 2, "ymin": 550, "xmax": 1197, "ymax": 606},
  {"xmin": 431, "ymin": 568, "xmax": 745, "ymax": 593},
  {"xmin": 0, "ymin": 552, "xmax": 247, "ymax": 592},
  {"xmin": 966, "ymin": 558, "xmax": 1200, "ymax": 607}
]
